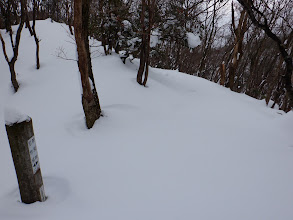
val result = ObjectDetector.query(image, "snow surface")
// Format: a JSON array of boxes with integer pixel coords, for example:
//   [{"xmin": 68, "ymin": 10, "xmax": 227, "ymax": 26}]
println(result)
[{"xmin": 1, "ymin": 20, "xmax": 293, "ymax": 220}]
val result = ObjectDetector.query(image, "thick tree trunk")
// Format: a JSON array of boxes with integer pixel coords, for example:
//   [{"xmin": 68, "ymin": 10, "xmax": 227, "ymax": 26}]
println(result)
[{"xmin": 74, "ymin": 0, "xmax": 101, "ymax": 129}]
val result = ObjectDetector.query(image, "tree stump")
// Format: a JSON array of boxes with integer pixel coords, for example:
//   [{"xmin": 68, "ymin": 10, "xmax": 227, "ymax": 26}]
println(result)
[{"xmin": 5, "ymin": 112, "xmax": 46, "ymax": 204}]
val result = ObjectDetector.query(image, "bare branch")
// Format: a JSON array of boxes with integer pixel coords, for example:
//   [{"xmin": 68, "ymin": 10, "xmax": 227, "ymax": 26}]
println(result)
[{"xmin": 0, "ymin": 31, "xmax": 10, "ymax": 63}]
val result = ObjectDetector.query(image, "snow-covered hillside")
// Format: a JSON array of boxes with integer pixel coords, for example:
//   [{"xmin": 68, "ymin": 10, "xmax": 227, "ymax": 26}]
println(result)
[{"xmin": 1, "ymin": 20, "xmax": 293, "ymax": 220}]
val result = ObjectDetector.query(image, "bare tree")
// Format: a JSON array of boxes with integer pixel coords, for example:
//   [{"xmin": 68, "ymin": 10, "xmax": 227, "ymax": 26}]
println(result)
[
  {"xmin": 0, "ymin": 0, "xmax": 26, "ymax": 92},
  {"xmin": 237, "ymin": 0, "xmax": 293, "ymax": 109},
  {"xmin": 74, "ymin": 0, "xmax": 102, "ymax": 128}
]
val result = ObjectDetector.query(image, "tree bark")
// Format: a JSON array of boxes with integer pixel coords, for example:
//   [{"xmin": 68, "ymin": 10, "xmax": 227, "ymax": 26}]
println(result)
[{"xmin": 74, "ymin": 0, "xmax": 101, "ymax": 129}]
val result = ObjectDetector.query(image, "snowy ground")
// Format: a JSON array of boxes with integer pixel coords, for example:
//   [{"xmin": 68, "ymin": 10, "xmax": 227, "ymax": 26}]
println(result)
[{"xmin": 1, "ymin": 20, "xmax": 293, "ymax": 220}]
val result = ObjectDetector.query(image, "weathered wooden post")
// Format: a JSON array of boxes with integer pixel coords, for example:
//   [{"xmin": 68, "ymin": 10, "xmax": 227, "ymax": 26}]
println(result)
[{"xmin": 5, "ymin": 110, "xmax": 46, "ymax": 204}]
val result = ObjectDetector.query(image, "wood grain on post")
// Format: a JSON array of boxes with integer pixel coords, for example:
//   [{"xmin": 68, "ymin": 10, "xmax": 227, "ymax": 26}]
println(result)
[{"xmin": 5, "ymin": 115, "xmax": 46, "ymax": 204}]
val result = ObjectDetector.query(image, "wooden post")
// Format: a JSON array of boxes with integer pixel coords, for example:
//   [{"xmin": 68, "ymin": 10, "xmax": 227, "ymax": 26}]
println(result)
[{"xmin": 5, "ymin": 115, "xmax": 46, "ymax": 204}]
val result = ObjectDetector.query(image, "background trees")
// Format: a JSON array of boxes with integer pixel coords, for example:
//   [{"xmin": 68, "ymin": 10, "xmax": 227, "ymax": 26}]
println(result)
[
  {"xmin": 236, "ymin": 0, "xmax": 293, "ymax": 109},
  {"xmin": 1, "ymin": 0, "xmax": 292, "ymax": 111}
]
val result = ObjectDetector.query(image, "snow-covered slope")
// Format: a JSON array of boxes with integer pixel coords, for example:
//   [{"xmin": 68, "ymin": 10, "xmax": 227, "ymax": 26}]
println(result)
[{"xmin": 1, "ymin": 20, "xmax": 293, "ymax": 220}]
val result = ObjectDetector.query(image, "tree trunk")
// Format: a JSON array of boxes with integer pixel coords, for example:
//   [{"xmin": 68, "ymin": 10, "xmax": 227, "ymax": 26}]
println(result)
[
  {"xmin": 137, "ymin": 0, "xmax": 147, "ymax": 85},
  {"xmin": 142, "ymin": 17, "xmax": 152, "ymax": 86},
  {"xmin": 137, "ymin": 48, "xmax": 146, "ymax": 85},
  {"xmin": 137, "ymin": 0, "xmax": 155, "ymax": 86},
  {"xmin": 35, "ymin": 36, "xmax": 40, "ymax": 69},
  {"xmin": 25, "ymin": 16, "xmax": 34, "ymax": 36},
  {"xmin": 9, "ymin": 62, "xmax": 19, "ymax": 92},
  {"xmin": 74, "ymin": 0, "xmax": 101, "ymax": 129},
  {"xmin": 32, "ymin": 0, "xmax": 40, "ymax": 69}
]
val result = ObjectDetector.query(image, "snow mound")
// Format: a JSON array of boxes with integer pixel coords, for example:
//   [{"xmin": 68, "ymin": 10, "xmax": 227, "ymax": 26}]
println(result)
[{"xmin": 0, "ymin": 19, "xmax": 293, "ymax": 220}]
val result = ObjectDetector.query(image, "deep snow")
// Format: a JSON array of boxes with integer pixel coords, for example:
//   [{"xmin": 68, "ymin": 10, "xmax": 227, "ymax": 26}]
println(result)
[{"xmin": 1, "ymin": 20, "xmax": 293, "ymax": 220}]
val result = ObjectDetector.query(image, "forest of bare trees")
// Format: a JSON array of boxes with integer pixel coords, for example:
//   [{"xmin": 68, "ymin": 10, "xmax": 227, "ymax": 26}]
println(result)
[{"xmin": 1, "ymin": 0, "xmax": 292, "ymax": 126}]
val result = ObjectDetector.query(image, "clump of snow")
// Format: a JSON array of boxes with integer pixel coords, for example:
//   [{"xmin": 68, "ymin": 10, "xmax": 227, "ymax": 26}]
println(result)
[
  {"xmin": 4, "ymin": 108, "xmax": 31, "ymax": 125},
  {"xmin": 186, "ymin": 32, "xmax": 201, "ymax": 48}
]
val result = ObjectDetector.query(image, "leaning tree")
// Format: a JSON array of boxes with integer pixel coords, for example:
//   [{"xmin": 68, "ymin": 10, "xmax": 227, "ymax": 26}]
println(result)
[{"xmin": 74, "ymin": 0, "xmax": 102, "ymax": 128}]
